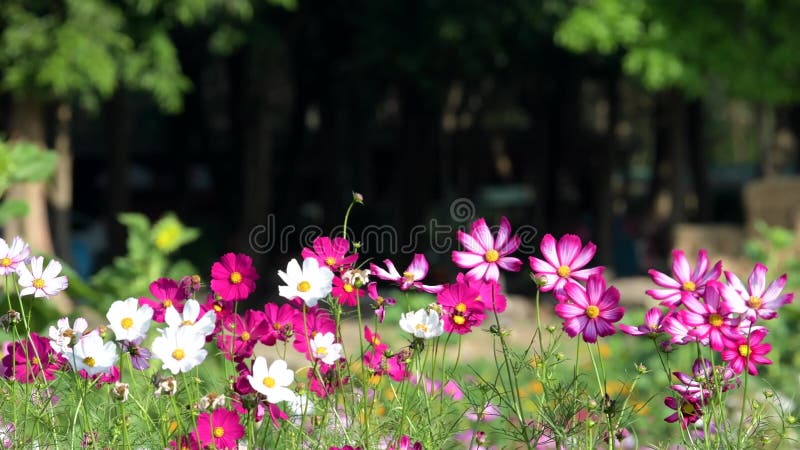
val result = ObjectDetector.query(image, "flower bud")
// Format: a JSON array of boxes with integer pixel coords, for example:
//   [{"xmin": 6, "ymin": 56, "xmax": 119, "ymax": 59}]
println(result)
[
  {"xmin": 111, "ymin": 382, "xmax": 129, "ymax": 402},
  {"xmin": 352, "ymin": 192, "xmax": 364, "ymax": 204}
]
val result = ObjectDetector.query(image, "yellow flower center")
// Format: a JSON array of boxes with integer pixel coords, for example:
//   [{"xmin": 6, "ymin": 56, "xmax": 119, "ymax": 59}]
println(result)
[
  {"xmin": 585, "ymin": 305, "xmax": 600, "ymax": 319},
  {"xmin": 738, "ymin": 344, "xmax": 751, "ymax": 358},
  {"xmin": 213, "ymin": 304, "xmax": 223, "ymax": 313},
  {"xmin": 241, "ymin": 332, "xmax": 251, "ymax": 341},
  {"xmin": 0, "ymin": 257, "xmax": 11, "ymax": 267},
  {"xmin": 229, "ymin": 271, "xmax": 243, "ymax": 284},
  {"xmin": 297, "ymin": 281, "xmax": 311, "ymax": 292},
  {"xmin": 182, "ymin": 320, "xmax": 194, "ymax": 326},
  {"xmin": 453, "ymin": 315, "xmax": 466, "ymax": 325},
  {"xmin": 455, "ymin": 303, "xmax": 467, "ymax": 313},
  {"xmin": 682, "ymin": 281, "xmax": 696, "ymax": 292},
  {"xmin": 344, "ymin": 284, "xmax": 354, "ymax": 293},
  {"xmin": 557, "ymin": 265, "xmax": 571, "ymax": 278},
  {"xmin": 371, "ymin": 337, "xmax": 381, "ymax": 346},
  {"xmin": 325, "ymin": 257, "xmax": 336, "ymax": 266},
  {"xmin": 172, "ymin": 349, "xmax": 185, "ymax": 361},
  {"xmin": 402, "ymin": 271, "xmax": 415, "ymax": 282},
  {"xmin": 484, "ymin": 249, "xmax": 500, "ymax": 263},
  {"xmin": 748, "ymin": 296, "xmax": 762, "ymax": 309},
  {"xmin": 164, "ymin": 300, "xmax": 173, "ymax": 308},
  {"xmin": 263, "ymin": 377, "xmax": 276, "ymax": 388},
  {"xmin": 273, "ymin": 322, "xmax": 282, "ymax": 331},
  {"xmin": 681, "ymin": 401, "xmax": 696, "ymax": 415},
  {"xmin": 708, "ymin": 314, "xmax": 723, "ymax": 327},
  {"xmin": 415, "ymin": 323, "xmax": 428, "ymax": 332},
  {"xmin": 213, "ymin": 426, "xmax": 225, "ymax": 438},
  {"xmin": 316, "ymin": 346, "xmax": 328, "ymax": 356},
  {"xmin": 83, "ymin": 357, "xmax": 95, "ymax": 367},
  {"xmin": 31, "ymin": 356, "xmax": 40, "ymax": 365},
  {"xmin": 33, "ymin": 278, "xmax": 45, "ymax": 289},
  {"xmin": 121, "ymin": 317, "xmax": 134, "ymax": 330}
]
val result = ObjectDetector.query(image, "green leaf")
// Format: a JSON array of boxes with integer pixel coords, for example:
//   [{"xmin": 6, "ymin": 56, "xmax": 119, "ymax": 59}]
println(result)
[
  {"xmin": 0, "ymin": 199, "xmax": 29, "ymax": 225},
  {"xmin": 8, "ymin": 142, "xmax": 58, "ymax": 182}
]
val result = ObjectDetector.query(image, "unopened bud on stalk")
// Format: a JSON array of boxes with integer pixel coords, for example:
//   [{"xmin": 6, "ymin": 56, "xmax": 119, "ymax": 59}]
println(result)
[
  {"xmin": 111, "ymin": 382, "xmax": 129, "ymax": 402},
  {"xmin": 352, "ymin": 192, "xmax": 364, "ymax": 205}
]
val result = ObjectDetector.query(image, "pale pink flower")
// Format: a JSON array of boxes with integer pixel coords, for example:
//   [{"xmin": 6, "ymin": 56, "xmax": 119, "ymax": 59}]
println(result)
[
  {"xmin": 646, "ymin": 249, "xmax": 721, "ymax": 308},
  {"xmin": 720, "ymin": 263, "xmax": 793, "ymax": 321},
  {"xmin": 0, "ymin": 237, "xmax": 29, "ymax": 276},
  {"xmin": 17, "ymin": 256, "xmax": 68, "ymax": 298},
  {"xmin": 452, "ymin": 217, "xmax": 522, "ymax": 282},
  {"xmin": 529, "ymin": 234, "xmax": 603, "ymax": 301},
  {"xmin": 370, "ymin": 254, "xmax": 442, "ymax": 293}
]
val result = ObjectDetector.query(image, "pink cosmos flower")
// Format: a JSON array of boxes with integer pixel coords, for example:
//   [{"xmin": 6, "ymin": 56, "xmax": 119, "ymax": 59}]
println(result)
[
  {"xmin": 678, "ymin": 281, "xmax": 740, "ymax": 351},
  {"xmin": 646, "ymin": 249, "xmax": 722, "ymax": 308},
  {"xmin": 366, "ymin": 282, "xmax": 395, "ymax": 323},
  {"xmin": 195, "ymin": 408, "xmax": 244, "ymax": 450},
  {"xmin": 456, "ymin": 273, "xmax": 507, "ymax": 313},
  {"xmin": 364, "ymin": 326, "xmax": 388, "ymax": 354},
  {"xmin": 0, "ymin": 236, "xmax": 29, "ymax": 276},
  {"xmin": 662, "ymin": 311, "xmax": 696, "ymax": 345},
  {"xmin": 436, "ymin": 282, "xmax": 485, "ymax": 334},
  {"xmin": 302, "ymin": 237, "xmax": 358, "ymax": 270},
  {"xmin": 452, "ymin": 217, "xmax": 522, "ymax": 282},
  {"xmin": 217, "ymin": 310, "xmax": 269, "ymax": 361},
  {"xmin": 2, "ymin": 333, "xmax": 60, "ymax": 383},
  {"xmin": 332, "ymin": 275, "xmax": 364, "ymax": 307},
  {"xmin": 672, "ymin": 358, "xmax": 739, "ymax": 403},
  {"xmin": 619, "ymin": 307, "xmax": 667, "ymax": 338},
  {"xmin": 555, "ymin": 274, "xmax": 624, "ymax": 343},
  {"xmin": 529, "ymin": 234, "xmax": 604, "ymax": 301},
  {"xmin": 370, "ymin": 254, "xmax": 442, "ymax": 293},
  {"xmin": 387, "ymin": 435, "xmax": 423, "ymax": 450},
  {"xmin": 720, "ymin": 263, "xmax": 793, "ymax": 322},
  {"xmin": 720, "ymin": 328, "xmax": 772, "ymax": 376},
  {"xmin": 17, "ymin": 256, "xmax": 68, "ymax": 298},
  {"xmin": 664, "ymin": 395, "xmax": 703, "ymax": 429},
  {"xmin": 292, "ymin": 306, "xmax": 336, "ymax": 360},
  {"xmin": 262, "ymin": 303, "xmax": 298, "ymax": 344},
  {"xmin": 210, "ymin": 253, "xmax": 259, "ymax": 301},
  {"xmin": 139, "ymin": 278, "xmax": 187, "ymax": 322}
]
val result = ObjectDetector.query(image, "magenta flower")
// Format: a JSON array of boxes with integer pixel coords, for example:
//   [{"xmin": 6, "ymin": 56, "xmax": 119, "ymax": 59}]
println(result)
[
  {"xmin": 646, "ymin": 249, "xmax": 722, "ymax": 308},
  {"xmin": 664, "ymin": 396, "xmax": 703, "ymax": 429},
  {"xmin": 619, "ymin": 307, "xmax": 667, "ymax": 338},
  {"xmin": 436, "ymin": 282, "xmax": 485, "ymax": 334},
  {"xmin": 217, "ymin": 310, "xmax": 269, "ymax": 361},
  {"xmin": 364, "ymin": 326, "xmax": 388, "ymax": 354},
  {"xmin": 555, "ymin": 275, "xmax": 624, "ymax": 343},
  {"xmin": 672, "ymin": 358, "xmax": 739, "ymax": 403},
  {"xmin": 456, "ymin": 273, "xmax": 507, "ymax": 313},
  {"xmin": 262, "ymin": 303, "xmax": 298, "ymax": 344},
  {"xmin": 139, "ymin": 278, "xmax": 187, "ymax": 322},
  {"xmin": 387, "ymin": 435, "xmax": 423, "ymax": 450},
  {"xmin": 678, "ymin": 281, "xmax": 739, "ymax": 351},
  {"xmin": 529, "ymin": 234, "xmax": 604, "ymax": 301},
  {"xmin": 301, "ymin": 236, "xmax": 358, "ymax": 270},
  {"xmin": 292, "ymin": 306, "xmax": 336, "ymax": 360},
  {"xmin": 370, "ymin": 254, "xmax": 442, "ymax": 293},
  {"xmin": 662, "ymin": 311, "xmax": 697, "ymax": 345},
  {"xmin": 195, "ymin": 408, "xmax": 244, "ymax": 450},
  {"xmin": 720, "ymin": 263, "xmax": 793, "ymax": 321},
  {"xmin": 332, "ymin": 275, "xmax": 364, "ymax": 307},
  {"xmin": 2, "ymin": 333, "xmax": 60, "ymax": 383},
  {"xmin": 210, "ymin": 253, "xmax": 259, "ymax": 301},
  {"xmin": 366, "ymin": 282, "xmax": 396, "ymax": 323},
  {"xmin": 452, "ymin": 217, "xmax": 522, "ymax": 282},
  {"xmin": 720, "ymin": 328, "xmax": 772, "ymax": 376}
]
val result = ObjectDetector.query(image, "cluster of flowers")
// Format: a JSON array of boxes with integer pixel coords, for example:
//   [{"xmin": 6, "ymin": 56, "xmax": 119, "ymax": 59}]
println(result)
[{"xmin": 624, "ymin": 250, "xmax": 791, "ymax": 428}]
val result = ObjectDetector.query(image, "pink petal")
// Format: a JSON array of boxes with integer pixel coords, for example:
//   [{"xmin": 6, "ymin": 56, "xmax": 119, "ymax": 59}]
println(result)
[
  {"xmin": 585, "ymin": 275, "xmax": 606, "ymax": 304},
  {"xmin": 484, "ymin": 264, "xmax": 500, "ymax": 282},
  {"xmin": 596, "ymin": 286, "xmax": 620, "ymax": 311},
  {"xmin": 724, "ymin": 271, "xmax": 748, "ymax": 295},
  {"xmin": 539, "ymin": 234, "xmax": 560, "ymax": 267},
  {"xmin": 563, "ymin": 316, "xmax": 588, "ymax": 338},
  {"xmin": 594, "ymin": 318, "xmax": 617, "ymax": 338},
  {"xmin": 747, "ymin": 263, "xmax": 767, "ymax": 297},
  {"xmin": 671, "ymin": 250, "xmax": 691, "ymax": 282},
  {"xmin": 466, "ymin": 264, "xmax": 489, "ymax": 282},
  {"xmin": 571, "ymin": 266, "xmax": 605, "ymax": 281},
  {"xmin": 496, "ymin": 257, "xmax": 522, "ymax": 272},
  {"xmin": 471, "ymin": 219, "xmax": 495, "ymax": 251},
  {"xmin": 691, "ymin": 249, "xmax": 709, "ymax": 280},
  {"xmin": 498, "ymin": 235, "xmax": 521, "ymax": 256},
  {"xmin": 648, "ymin": 269, "xmax": 681, "ymax": 289},
  {"xmin": 570, "ymin": 241, "xmax": 598, "ymax": 270},
  {"xmin": 452, "ymin": 251, "xmax": 484, "ymax": 269},
  {"xmin": 556, "ymin": 235, "xmax": 582, "ymax": 266},
  {"xmin": 529, "ymin": 257, "xmax": 556, "ymax": 275},
  {"xmin": 494, "ymin": 216, "xmax": 512, "ymax": 251},
  {"xmin": 761, "ymin": 274, "xmax": 787, "ymax": 302},
  {"xmin": 581, "ymin": 320, "xmax": 598, "ymax": 342},
  {"xmin": 564, "ymin": 282, "xmax": 589, "ymax": 307},
  {"xmin": 600, "ymin": 306, "xmax": 624, "ymax": 323},
  {"xmin": 407, "ymin": 254, "xmax": 429, "ymax": 280},
  {"xmin": 457, "ymin": 230, "xmax": 485, "ymax": 254}
]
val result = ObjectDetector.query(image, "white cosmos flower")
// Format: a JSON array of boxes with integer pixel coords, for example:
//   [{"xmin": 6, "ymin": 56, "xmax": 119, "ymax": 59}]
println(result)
[
  {"xmin": 65, "ymin": 332, "xmax": 118, "ymax": 376},
  {"xmin": 310, "ymin": 332, "xmax": 343, "ymax": 365},
  {"xmin": 17, "ymin": 256, "xmax": 68, "ymax": 298},
  {"xmin": 152, "ymin": 326, "xmax": 207, "ymax": 374},
  {"xmin": 277, "ymin": 258, "xmax": 334, "ymax": 307},
  {"xmin": 288, "ymin": 393, "xmax": 314, "ymax": 417},
  {"xmin": 247, "ymin": 356, "xmax": 296, "ymax": 404},
  {"xmin": 164, "ymin": 299, "xmax": 216, "ymax": 336},
  {"xmin": 49, "ymin": 317, "xmax": 89, "ymax": 354},
  {"xmin": 399, "ymin": 308, "xmax": 444, "ymax": 339},
  {"xmin": 0, "ymin": 236, "xmax": 29, "ymax": 276},
  {"xmin": 106, "ymin": 298, "xmax": 154, "ymax": 342}
]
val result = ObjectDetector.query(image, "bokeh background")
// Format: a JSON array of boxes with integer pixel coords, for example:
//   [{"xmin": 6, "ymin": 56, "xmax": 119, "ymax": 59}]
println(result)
[{"xmin": 1, "ymin": 0, "xmax": 800, "ymax": 312}]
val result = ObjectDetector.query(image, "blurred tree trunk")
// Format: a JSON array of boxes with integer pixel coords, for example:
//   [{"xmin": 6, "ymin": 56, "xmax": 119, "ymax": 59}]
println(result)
[
  {"xmin": 105, "ymin": 90, "xmax": 131, "ymax": 254},
  {"xmin": 687, "ymin": 100, "xmax": 711, "ymax": 221},
  {"xmin": 7, "ymin": 97, "xmax": 72, "ymax": 314},
  {"xmin": 592, "ymin": 74, "xmax": 619, "ymax": 266},
  {"xmin": 755, "ymin": 103, "xmax": 778, "ymax": 177},
  {"xmin": 50, "ymin": 102, "xmax": 73, "ymax": 264}
]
